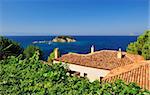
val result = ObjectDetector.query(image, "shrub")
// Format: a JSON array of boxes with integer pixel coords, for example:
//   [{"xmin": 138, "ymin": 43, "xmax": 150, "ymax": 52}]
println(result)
[
  {"xmin": 0, "ymin": 51, "xmax": 67, "ymax": 94},
  {"xmin": 23, "ymin": 45, "xmax": 43, "ymax": 59},
  {"xmin": 0, "ymin": 36, "xmax": 23, "ymax": 60}
]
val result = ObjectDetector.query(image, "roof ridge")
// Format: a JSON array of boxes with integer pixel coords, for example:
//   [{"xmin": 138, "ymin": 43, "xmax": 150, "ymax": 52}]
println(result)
[
  {"xmin": 125, "ymin": 54, "xmax": 135, "ymax": 62},
  {"xmin": 67, "ymin": 50, "xmax": 119, "ymax": 56},
  {"xmin": 125, "ymin": 53, "xmax": 144, "ymax": 62}
]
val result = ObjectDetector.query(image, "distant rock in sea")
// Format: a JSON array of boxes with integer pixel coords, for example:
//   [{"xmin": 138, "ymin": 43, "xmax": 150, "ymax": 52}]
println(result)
[{"xmin": 52, "ymin": 36, "xmax": 76, "ymax": 43}]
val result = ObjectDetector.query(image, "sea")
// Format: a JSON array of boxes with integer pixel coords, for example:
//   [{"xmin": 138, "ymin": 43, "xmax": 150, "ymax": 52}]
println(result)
[{"xmin": 6, "ymin": 36, "xmax": 137, "ymax": 60}]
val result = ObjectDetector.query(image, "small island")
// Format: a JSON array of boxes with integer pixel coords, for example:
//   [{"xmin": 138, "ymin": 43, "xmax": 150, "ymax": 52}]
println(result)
[{"xmin": 52, "ymin": 36, "xmax": 76, "ymax": 43}]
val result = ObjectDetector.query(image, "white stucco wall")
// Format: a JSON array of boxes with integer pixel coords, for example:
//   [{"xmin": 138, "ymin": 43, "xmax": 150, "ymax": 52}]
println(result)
[{"xmin": 54, "ymin": 60, "xmax": 110, "ymax": 82}]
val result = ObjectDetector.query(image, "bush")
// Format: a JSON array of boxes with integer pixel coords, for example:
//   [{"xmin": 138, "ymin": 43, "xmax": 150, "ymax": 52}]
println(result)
[
  {"xmin": 0, "ymin": 36, "xmax": 23, "ymax": 60},
  {"xmin": 23, "ymin": 45, "xmax": 43, "ymax": 59},
  {"xmin": 0, "ymin": 51, "xmax": 67, "ymax": 94},
  {"xmin": 126, "ymin": 30, "xmax": 150, "ymax": 60}
]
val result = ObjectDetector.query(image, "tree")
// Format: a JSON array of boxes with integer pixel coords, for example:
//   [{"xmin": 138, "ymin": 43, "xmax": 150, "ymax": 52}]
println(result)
[
  {"xmin": 23, "ymin": 45, "xmax": 43, "ymax": 59},
  {"xmin": 0, "ymin": 36, "xmax": 23, "ymax": 60},
  {"xmin": 126, "ymin": 42, "xmax": 138, "ymax": 54},
  {"xmin": 126, "ymin": 30, "xmax": 150, "ymax": 60},
  {"xmin": 142, "ymin": 43, "xmax": 150, "ymax": 60}
]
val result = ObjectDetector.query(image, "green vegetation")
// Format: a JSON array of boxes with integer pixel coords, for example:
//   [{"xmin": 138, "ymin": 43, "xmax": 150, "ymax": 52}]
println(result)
[
  {"xmin": 57, "ymin": 36, "xmax": 74, "ymax": 39},
  {"xmin": 0, "ymin": 36, "xmax": 23, "ymax": 60},
  {"xmin": 127, "ymin": 30, "xmax": 150, "ymax": 60},
  {"xmin": 0, "ymin": 36, "xmax": 43, "ymax": 60},
  {"xmin": 0, "ymin": 51, "xmax": 149, "ymax": 95},
  {"xmin": 23, "ymin": 45, "xmax": 43, "ymax": 59},
  {"xmin": 52, "ymin": 36, "xmax": 76, "ymax": 42}
]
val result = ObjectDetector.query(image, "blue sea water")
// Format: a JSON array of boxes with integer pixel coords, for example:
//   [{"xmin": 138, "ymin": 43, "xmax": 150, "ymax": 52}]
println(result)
[{"xmin": 6, "ymin": 36, "xmax": 137, "ymax": 60}]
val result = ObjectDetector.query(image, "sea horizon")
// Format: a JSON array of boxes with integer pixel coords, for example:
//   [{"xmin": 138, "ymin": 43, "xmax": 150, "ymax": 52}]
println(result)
[{"xmin": 4, "ymin": 35, "xmax": 139, "ymax": 37}]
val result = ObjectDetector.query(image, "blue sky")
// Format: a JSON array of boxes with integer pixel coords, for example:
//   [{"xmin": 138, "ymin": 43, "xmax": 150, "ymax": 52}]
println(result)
[{"xmin": 0, "ymin": 0, "xmax": 149, "ymax": 36}]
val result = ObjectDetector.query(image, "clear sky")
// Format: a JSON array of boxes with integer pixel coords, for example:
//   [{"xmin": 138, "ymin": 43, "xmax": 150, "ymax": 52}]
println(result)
[{"xmin": 0, "ymin": 0, "xmax": 149, "ymax": 36}]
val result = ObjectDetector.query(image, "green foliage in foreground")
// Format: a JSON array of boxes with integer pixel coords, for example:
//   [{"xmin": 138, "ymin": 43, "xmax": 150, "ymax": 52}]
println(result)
[
  {"xmin": 23, "ymin": 45, "xmax": 43, "ymax": 59},
  {"xmin": 0, "ymin": 52, "xmax": 149, "ymax": 95},
  {"xmin": 126, "ymin": 30, "xmax": 150, "ymax": 60},
  {"xmin": 0, "ymin": 36, "xmax": 23, "ymax": 60}
]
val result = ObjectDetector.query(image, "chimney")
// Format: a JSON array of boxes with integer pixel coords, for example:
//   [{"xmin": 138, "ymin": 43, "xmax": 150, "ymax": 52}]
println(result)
[
  {"xmin": 91, "ymin": 45, "xmax": 94, "ymax": 53},
  {"xmin": 117, "ymin": 48, "xmax": 122, "ymax": 59},
  {"xmin": 54, "ymin": 48, "xmax": 59, "ymax": 59}
]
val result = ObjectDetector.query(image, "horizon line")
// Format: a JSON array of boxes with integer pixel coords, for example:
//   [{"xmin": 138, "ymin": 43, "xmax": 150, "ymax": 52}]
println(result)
[{"xmin": 2, "ymin": 35, "xmax": 139, "ymax": 37}]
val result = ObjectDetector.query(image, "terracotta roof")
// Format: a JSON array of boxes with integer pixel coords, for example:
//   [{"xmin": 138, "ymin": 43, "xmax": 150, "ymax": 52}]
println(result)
[
  {"xmin": 55, "ymin": 50, "xmax": 144, "ymax": 70},
  {"xmin": 102, "ymin": 61, "xmax": 150, "ymax": 90}
]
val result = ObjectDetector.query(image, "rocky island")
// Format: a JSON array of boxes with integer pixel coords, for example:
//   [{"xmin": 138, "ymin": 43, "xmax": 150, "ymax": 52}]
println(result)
[{"xmin": 52, "ymin": 36, "xmax": 76, "ymax": 43}]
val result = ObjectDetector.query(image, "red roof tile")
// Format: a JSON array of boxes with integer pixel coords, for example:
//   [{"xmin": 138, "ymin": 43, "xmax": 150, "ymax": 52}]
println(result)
[
  {"xmin": 102, "ymin": 61, "xmax": 150, "ymax": 90},
  {"xmin": 55, "ymin": 50, "xmax": 144, "ymax": 70}
]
